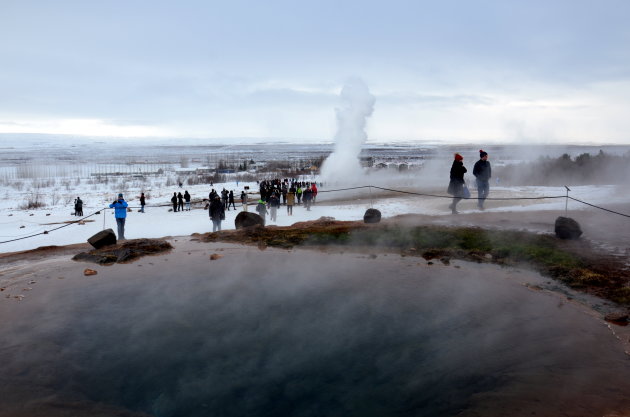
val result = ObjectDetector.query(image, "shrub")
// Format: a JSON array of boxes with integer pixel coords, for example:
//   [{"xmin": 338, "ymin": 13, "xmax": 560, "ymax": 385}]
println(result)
[{"xmin": 19, "ymin": 193, "xmax": 46, "ymax": 209}]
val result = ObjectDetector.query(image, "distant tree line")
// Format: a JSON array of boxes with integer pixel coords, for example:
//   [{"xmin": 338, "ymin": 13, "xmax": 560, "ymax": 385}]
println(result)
[{"xmin": 498, "ymin": 150, "xmax": 630, "ymax": 185}]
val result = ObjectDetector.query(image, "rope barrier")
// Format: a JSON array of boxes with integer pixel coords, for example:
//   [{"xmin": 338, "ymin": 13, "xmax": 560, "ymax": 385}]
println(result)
[
  {"xmin": 0, "ymin": 208, "xmax": 106, "ymax": 244},
  {"xmin": 568, "ymin": 196, "xmax": 630, "ymax": 219},
  {"xmin": 368, "ymin": 185, "xmax": 568, "ymax": 200},
  {"xmin": 1, "ymin": 185, "xmax": 629, "ymax": 245}
]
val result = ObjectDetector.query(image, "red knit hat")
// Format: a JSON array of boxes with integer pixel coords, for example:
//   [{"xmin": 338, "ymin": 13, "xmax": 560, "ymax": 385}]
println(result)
[
  {"xmin": 454, "ymin": 153, "xmax": 463, "ymax": 161},
  {"xmin": 479, "ymin": 149, "xmax": 488, "ymax": 158}
]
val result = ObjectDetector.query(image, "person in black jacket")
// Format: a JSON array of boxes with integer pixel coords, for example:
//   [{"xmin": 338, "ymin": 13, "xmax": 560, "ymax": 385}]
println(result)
[
  {"xmin": 177, "ymin": 192, "xmax": 184, "ymax": 212},
  {"xmin": 228, "ymin": 190, "xmax": 236, "ymax": 210},
  {"xmin": 74, "ymin": 197, "xmax": 83, "ymax": 216},
  {"xmin": 447, "ymin": 153, "xmax": 467, "ymax": 214},
  {"xmin": 303, "ymin": 186, "xmax": 313, "ymax": 211},
  {"xmin": 268, "ymin": 192, "xmax": 280, "ymax": 222},
  {"xmin": 184, "ymin": 190, "xmax": 191, "ymax": 211},
  {"xmin": 171, "ymin": 192, "xmax": 178, "ymax": 212},
  {"xmin": 473, "ymin": 149, "xmax": 492, "ymax": 210},
  {"xmin": 209, "ymin": 196, "xmax": 225, "ymax": 232},
  {"xmin": 221, "ymin": 188, "xmax": 229, "ymax": 210}
]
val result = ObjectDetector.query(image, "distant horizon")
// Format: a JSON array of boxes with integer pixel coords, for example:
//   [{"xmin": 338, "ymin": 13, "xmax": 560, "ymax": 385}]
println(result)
[{"xmin": 1, "ymin": 132, "xmax": 629, "ymax": 148}]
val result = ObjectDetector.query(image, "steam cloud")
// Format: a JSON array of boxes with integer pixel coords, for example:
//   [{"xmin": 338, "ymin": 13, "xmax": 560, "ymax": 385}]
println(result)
[{"xmin": 320, "ymin": 78, "xmax": 375, "ymax": 184}]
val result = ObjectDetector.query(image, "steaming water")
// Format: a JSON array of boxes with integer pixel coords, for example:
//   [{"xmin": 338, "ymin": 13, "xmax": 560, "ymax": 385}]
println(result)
[{"xmin": 1, "ymin": 244, "xmax": 630, "ymax": 417}]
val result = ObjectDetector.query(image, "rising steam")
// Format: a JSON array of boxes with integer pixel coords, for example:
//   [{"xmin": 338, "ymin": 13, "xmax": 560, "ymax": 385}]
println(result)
[{"xmin": 320, "ymin": 78, "xmax": 375, "ymax": 184}]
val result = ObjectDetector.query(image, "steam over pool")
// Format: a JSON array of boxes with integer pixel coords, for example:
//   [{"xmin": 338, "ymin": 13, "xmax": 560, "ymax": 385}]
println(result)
[{"xmin": 1, "ymin": 244, "xmax": 630, "ymax": 417}]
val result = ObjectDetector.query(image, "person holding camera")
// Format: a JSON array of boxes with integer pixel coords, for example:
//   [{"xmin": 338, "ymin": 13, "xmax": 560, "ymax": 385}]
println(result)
[{"xmin": 109, "ymin": 193, "xmax": 129, "ymax": 240}]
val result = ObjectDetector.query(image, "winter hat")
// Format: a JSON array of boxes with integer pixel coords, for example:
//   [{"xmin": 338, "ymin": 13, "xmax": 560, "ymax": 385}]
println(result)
[
  {"xmin": 118, "ymin": 193, "xmax": 123, "ymax": 198},
  {"xmin": 479, "ymin": 149, "xmax": 488, "ymax": 158},
  {"xmin": 454, "ymin": 153, "xmax": 463, "ymax": 161}
]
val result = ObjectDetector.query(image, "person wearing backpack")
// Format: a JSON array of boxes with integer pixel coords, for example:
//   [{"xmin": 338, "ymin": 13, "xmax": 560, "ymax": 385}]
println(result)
[{"xmin": 256, "ymin": 199, "xmax": 268, "ymax": 226}]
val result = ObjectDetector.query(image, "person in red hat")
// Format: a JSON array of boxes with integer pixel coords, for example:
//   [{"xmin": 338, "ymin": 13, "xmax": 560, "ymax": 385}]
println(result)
[
  {"xmin": 447, "ymin": 153, "xmax": 467, "ymax": 214},
  {"xmin": 473, "ymin": 149, "xmax": 492, "ymax": 210}
]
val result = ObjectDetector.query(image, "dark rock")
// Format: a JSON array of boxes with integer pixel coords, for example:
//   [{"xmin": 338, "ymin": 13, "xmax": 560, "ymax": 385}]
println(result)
[
  {"xmin": 235, "ymin": 211, "xmax": 264, "ymax": 229},
  {"xmin": 422, "ymin": 249, "xmax": 449, "ymax": 260},
  {"xmin": 554, "ymin": 216, "xmax": 583, "ymax": 240},
  {"xmin": 87, "ymin": 229, "xmax": 117, "ymax": 249},
  {"xmin": 363, "ymin": 208, "xmax": 381, "ymax": 224},
  {"xmin": 73, "ymin": 238, "xmax": 173, "ymax": 265},
  {"xmin": 604, "ymin": 312, "xmax": 629, "ymax": 325}
]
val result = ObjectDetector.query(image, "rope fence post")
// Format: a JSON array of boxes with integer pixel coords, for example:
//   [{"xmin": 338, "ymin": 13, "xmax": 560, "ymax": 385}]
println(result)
[{"xmin": 564, "ymin": 185, "xmax": 571, "ymax": 217}]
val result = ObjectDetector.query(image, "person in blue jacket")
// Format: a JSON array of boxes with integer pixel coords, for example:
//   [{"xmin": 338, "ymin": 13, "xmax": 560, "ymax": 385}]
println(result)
[{"xmin": 109, "ymin": 193, "xmax": 129, "ymax": 240}]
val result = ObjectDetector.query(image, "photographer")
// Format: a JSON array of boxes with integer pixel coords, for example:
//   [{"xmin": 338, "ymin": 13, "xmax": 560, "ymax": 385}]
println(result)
[{"xmin": 109, "ymin": 193, "xmax": 129, "ymax": 240}]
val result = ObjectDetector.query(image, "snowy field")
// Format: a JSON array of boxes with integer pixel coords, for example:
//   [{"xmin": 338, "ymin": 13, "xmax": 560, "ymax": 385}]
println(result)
[
  {"xmin": 1, "ymin": 177, "xmax": 628, "ymax": 254},
  {"xmin": 2, "ymin": 138, "xmax": 630, "ymax": 254}
]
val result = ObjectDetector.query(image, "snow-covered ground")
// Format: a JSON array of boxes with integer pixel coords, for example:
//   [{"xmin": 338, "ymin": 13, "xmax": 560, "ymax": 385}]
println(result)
[
  {"xmin": 1, "ymin": 174, "xmax": 628, "ymax": 254},
  {"xmin": 2, "ymin": 138, "xmax": 629, "ymax": 254}
]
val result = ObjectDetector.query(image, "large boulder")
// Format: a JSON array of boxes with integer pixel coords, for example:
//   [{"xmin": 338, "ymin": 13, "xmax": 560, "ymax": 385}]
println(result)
[
  {"xmin": 364, "ymin": 208, "xmax": 382, "ymax": 224},
  {"xmin": 554, "ymin": 216, "xmax": 582, "ymax": 240},
  {"xmin": 235, "ymin": 211, "xmax": 264, "ymax": 229},
  {"xmin": 87, "ymin": 228, "xmax": 117, "ymax": 248}
]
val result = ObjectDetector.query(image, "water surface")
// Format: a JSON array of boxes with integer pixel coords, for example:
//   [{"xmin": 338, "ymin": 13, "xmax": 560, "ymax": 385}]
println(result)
[{"xmin": 1, "ymin": 243, "xmax": 629, "ymax": 417}]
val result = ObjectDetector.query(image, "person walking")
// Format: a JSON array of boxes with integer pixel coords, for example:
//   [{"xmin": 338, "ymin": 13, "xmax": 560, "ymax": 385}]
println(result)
[
  {"xmin": 171, "ymin": 192, "xmax": 178, "ymax": 212},
  {"xmin": 240, "ymin": 190, "xmax": 248, "ymax": 211},
  {"xmin": 109, "ymin": 193, "xmax": 128, "ymax": 240},
  {"xmin": 139, "ymin": 192, "xmax": 146, "ymax": 213},
  {"xmin": 447, "ymin": 153, "xmax": 467, "ymax": 214},
  {"xmin": 177, "ymin": 192, "xmax": 184, "ymax": 212},
  {"xmin": 228, "ymin": 190, "xmax": 236, "ymax": 210},
  {"xmin": 286, "ymin": 187, "xmax": 295, "ymax": 215},
  {"xmin": 184, "ymin": 190, "xmax": 191, "ymax": 211},
  {"xmin": 256, "ymin": 199, "xmax": 268, "ymax": 226},
  {"xmin": 296, "ymin": 185, "xmax": 303, "ymax": 205},
  {"xmin": 209, "ymin": 195, "xmax": 225, "ymax": 232},
  {"xmin": 473, "ymin": 149, "xmax": 492, "ymax": 210},
  {"xmin": 311, "ymin": 183, "xmax": 318, "ymax": 203}
]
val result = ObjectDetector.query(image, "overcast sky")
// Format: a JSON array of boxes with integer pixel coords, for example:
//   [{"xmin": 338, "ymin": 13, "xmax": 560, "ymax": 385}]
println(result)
[{"xmin": 1, "ymin": 0, "xmax": 629, "ymax": 144}]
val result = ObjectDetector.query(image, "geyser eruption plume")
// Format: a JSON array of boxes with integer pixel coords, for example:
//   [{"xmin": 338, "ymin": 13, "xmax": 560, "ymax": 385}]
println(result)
[{"xmin": 320, "ymin": 78, "xmax": 375, "ymax": 184}]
